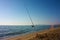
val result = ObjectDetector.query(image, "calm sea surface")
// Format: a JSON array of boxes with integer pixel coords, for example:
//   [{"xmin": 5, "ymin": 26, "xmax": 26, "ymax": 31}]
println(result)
[{"xmin": 0, "ymin": 25, "xmax": 59, "ymax": 38}]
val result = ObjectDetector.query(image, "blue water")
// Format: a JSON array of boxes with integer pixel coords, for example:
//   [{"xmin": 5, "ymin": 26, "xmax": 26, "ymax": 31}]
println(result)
[{"xmin": 0, "ymin": 25, "xmax": 59, "ymax": 38}]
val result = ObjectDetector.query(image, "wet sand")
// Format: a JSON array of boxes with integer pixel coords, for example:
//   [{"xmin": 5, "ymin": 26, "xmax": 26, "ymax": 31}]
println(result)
[{"xmin": 5, "ymin": 27, "xmax": 60, "ymax": 40}]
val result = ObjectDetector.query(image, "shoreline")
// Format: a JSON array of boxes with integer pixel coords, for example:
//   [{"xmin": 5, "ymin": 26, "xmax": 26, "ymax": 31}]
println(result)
[{"xmin": 5, "ymin": 27, "xmax": 60, "ymax": 40}]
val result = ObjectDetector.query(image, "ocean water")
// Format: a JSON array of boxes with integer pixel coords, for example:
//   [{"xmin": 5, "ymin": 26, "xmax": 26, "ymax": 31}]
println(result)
[{"xmin": 0, "ymin": 25, "xmax": 59, "ymax": 38}]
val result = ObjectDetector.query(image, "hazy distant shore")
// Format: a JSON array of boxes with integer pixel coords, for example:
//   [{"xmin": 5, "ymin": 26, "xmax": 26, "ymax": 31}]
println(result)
[{"xmin": 5, "ymin": 27, "xmax": 60, "ymax": 40}]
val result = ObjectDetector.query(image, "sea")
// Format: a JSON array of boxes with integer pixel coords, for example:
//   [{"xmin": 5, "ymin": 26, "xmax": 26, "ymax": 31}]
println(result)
[{"xmin": 0, "ymin": 25, "xmax": 60, "ymax": 40}]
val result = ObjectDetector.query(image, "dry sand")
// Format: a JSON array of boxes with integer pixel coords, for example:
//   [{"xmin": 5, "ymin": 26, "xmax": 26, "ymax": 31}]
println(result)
[{"xmin": 5, "ymin": 27, "xmax": 60, "ymax": 40}]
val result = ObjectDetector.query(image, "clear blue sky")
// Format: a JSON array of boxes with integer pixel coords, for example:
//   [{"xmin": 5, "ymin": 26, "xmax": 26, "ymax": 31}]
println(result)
[{"xmin": 0, "ymin": 0, "xmax": 60, "ymax": 25}]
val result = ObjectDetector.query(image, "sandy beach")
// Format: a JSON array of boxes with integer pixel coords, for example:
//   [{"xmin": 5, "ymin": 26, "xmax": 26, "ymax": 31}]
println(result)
[{"xmin": 5, "ymin": 27, "xmax": 60, "ymax": 40}]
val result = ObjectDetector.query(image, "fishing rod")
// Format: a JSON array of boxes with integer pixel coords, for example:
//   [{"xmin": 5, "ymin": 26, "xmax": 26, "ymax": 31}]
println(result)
[
  {"xmin": 23, "ymin": 1, "xmax": 34, "ymax": 27},
  {"xmin": 25, "ymin": 7, "xmax": 34, "ymax": 27}
]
